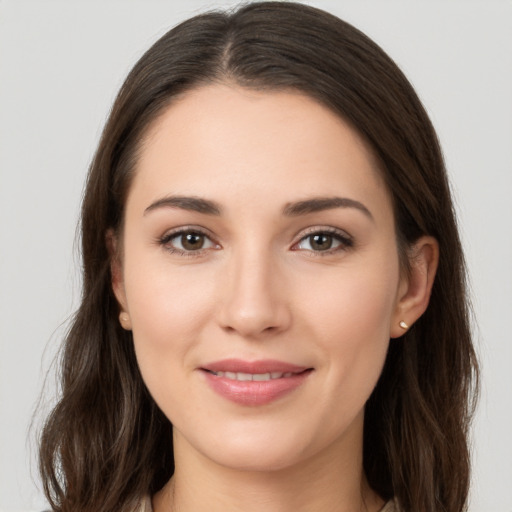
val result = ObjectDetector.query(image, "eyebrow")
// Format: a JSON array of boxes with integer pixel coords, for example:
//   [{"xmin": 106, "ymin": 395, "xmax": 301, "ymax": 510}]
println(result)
[
  {"xmin": 283, "ymin": 196, "xmax": 374, "ymax": 221},
  {"xmin": 144, "ymin": 194, "xmax": 373, "ymax": 221},
  {"xmin": 144, "ymin": 195, "xmax": 222, "ymax": 216}
]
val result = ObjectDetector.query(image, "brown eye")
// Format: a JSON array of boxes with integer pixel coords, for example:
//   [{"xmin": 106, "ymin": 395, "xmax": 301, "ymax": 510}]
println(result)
[
  {"xmin": 160, "ymin": 229, "xmax": 217, "ymax": 254},
  {"xmin": 309, "ymin": 234, "xmax": 333, "ymax": 251},
  {"xmin": 294, "ymin": 230, "xmax": 353, "ymax": 254},
  {"xmin": 181, "ymin": 232, "xmax": 205, "ymax": 250}
]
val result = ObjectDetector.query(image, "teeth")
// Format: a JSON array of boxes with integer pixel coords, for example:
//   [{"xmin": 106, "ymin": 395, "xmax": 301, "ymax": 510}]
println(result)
[
  {"xmin": 212, "ymin": 371, "xmax": 295, "ymax": 381},
  {"xmin": 252, "ymin": 373, "xmax": 269, "ymax": 381}
]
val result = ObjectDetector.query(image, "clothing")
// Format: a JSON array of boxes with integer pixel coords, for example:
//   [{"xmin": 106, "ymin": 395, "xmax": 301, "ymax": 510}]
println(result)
[
  {"xmin": 380, "ymin": 499, "xmax": 398, "ymax": 512},
  {"xmin": 139, "ymin": 496, "xmax": 152, "ymax": 512},
  {"xmin": 138, "ymin": 496, "xmax": 398, "ymax": 511},
  {"xmin": 140, "ymin": 496, "xmax": 153, "ymax": 511}
]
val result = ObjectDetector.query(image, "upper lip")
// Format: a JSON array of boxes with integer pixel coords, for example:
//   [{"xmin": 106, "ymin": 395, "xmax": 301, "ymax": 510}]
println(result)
[{"xmin": 201, "ymin": 359, "xmax": 310, "ymax": 374}]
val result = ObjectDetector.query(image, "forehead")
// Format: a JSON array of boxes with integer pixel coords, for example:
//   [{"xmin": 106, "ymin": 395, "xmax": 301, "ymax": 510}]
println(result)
[{"xmin": 128, "ymin": 84, "xmax": 391, "ymax": 218}]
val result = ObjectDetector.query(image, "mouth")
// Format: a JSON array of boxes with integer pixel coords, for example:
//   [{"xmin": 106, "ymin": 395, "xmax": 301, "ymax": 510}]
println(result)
[
  {"xmin": 200, "ymin": 359, "xmax": 313, "ymax": 406},
  {"xmin": 204, "ymin": 370, "xmax": 301, "ymax": 381},
  {"xmin": 201, "ymin": 358, "xmax": 311, "ymax": 374}
]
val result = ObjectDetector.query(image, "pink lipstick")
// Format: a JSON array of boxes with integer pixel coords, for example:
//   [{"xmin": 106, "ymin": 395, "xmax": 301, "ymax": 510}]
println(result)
[{"xmin": 200, "ymin": 359, "xmax": 313, "ymax": 406}]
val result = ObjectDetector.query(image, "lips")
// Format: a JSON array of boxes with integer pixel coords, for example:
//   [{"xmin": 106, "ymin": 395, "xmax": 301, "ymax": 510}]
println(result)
[{"xmin": 200, "ymin": 359, "xmax": 313, "ymax": 406}]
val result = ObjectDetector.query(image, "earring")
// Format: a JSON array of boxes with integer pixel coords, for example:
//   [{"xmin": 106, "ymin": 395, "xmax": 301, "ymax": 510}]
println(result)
[
  {"xmin": 119, "ymin": 312, "xmax": 132, "ymax": 330},
  {"xmin": 399, "ymin": 321, "xmax": 409, "ymax": 330}
]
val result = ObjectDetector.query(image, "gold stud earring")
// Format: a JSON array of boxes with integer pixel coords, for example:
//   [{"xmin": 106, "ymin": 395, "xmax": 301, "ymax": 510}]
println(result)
[
  {"xmin": 399, "ymin": 321, "xmax": 409, "ymax": 330},
  {"xmin": 119, "ymin": 312, "xmax": 132, "ymax": 330}
]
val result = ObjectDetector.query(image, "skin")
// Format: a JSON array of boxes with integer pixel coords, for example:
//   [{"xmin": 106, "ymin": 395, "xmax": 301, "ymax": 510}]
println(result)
[{"xmin": 112, "ymin": 84, "xmax": 438, "ymax": 512}]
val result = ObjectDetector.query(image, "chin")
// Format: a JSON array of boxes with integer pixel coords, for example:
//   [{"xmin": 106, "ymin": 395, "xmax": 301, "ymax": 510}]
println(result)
[
  {"xmin": 173, "ymin": 418, "xmax": 313, "ymax": 472},
  {"xmin": 177, "ymin": 413, "xmax": 356, "ymax": 475},
  {"xmin": 210, "ymin": 444, "xmax": 306, "ymax": 473}
]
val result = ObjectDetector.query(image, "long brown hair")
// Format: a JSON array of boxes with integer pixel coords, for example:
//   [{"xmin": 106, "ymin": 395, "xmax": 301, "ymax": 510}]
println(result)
[{"xmin": 39, "ymin": 3, "xmax": 478, "ymax": 511}]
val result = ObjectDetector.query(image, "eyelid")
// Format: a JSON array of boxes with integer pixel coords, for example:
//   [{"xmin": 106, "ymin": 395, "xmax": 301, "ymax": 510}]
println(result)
[
  {"xmin": 291, "ymin": 226, "xmax": 354, "ymax": 254},
  {"xmin": 156, "ymin": 224, "xmax": 353, "ymax": 257},
  {"xmin": 158, "ymin": 225, "xmax": 221, "ymax": 256}
]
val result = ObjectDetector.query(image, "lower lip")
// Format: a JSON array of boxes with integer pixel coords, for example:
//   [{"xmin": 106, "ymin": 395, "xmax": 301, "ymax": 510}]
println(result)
[{"xmin": 202, "ymin": 370, "xmax": 312, "ymax": 406}]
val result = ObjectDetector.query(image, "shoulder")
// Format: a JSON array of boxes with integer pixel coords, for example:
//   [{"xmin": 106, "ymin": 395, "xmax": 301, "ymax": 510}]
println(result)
[
  {"xmin": 136, "ymin": 496, "xmax": 396, "ymax": 512},
  {"xmin": 135, "ymin": 497, "xmax": 397, "ymax": 512},
  {"xmin": 41, "ymin": 496, "xmax": 152, "ymax": 512}
]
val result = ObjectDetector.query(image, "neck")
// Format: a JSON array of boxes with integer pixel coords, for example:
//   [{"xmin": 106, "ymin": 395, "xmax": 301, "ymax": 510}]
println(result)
[{"xmin": 153, "ymin": 419, "xmax": 384, "ymax": 512}]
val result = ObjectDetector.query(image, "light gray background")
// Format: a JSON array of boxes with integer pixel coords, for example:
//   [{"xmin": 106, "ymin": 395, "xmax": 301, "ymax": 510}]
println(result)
[{"xmin": 1, "ymin": 1, "xmax": 511, "ymax": 511}]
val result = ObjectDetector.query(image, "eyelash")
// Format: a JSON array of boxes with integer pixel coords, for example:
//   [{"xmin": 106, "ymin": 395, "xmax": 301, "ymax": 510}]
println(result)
[
  {"xmin": 158, "ymin": 227, "xmax": 219, "ymax": 258},
  {"xmin": 291, "ymin": 227, "xmax": 354, "ymax": 256},
  {"xmin": 157, "ymin": 226, "xmax": 354, "ymax": 257}
]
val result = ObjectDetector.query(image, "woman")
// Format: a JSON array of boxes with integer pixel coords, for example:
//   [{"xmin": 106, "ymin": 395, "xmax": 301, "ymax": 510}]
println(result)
[{"xmin": 39, "ymin": 2, "xmax": 478, "ymax": 511}]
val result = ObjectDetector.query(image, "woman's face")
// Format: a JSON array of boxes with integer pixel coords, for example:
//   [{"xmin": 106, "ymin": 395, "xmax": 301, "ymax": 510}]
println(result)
[{"xmin": 114, "ymin": 84, "xmax": 407, "ymax": 472}]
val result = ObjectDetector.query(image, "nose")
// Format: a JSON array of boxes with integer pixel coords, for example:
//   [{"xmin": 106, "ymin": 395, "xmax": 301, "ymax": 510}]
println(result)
[{"xmin": 216, "ymin": 248, "xmax": 291, "ymax": 339}]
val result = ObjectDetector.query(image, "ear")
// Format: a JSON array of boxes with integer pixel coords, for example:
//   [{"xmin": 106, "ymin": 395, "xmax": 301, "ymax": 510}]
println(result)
[
  {"xmin": 106, "ymin": 229, "xmax": 132, "ymax": 330},
  {"xmin": 390, "ymin": 236, "xmax": 439, "ymax": 338}
]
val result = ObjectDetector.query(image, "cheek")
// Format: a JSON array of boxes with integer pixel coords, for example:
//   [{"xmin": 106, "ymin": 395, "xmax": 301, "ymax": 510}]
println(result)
[
  {"xmin": 300, "ymin": 259, "xmax": 399, "ymax": 391},
  {"xmin": 122, "ymin": 252, "xmax": 217, "ymax": 402},
  {"xmin": 128, "ymin": 285, "xmax": 211, "ymax": 423},
  {"xmin": 302, "ymin": 258, "xmax": 399, "ymax": 338},
  {"xmin": 124, "ymin": 233, "xmax": 216, "ymax": 335}
]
